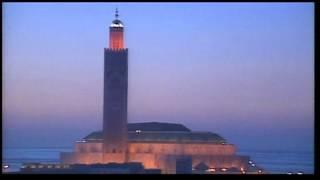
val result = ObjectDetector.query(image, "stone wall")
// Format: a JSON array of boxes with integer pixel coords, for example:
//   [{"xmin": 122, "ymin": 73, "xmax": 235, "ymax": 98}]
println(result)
[
  {"xmin": 60, "ymin": 152, "xmax": 103, "ymax": 164},
  {"xmin": 75, "ymin": 142, "xmax": 236, "ymax": 155},
  {"xmin": 75, "ymin": 143, "xmax": 103, "ymax": 153},
  {"xmin": 128, "ymin": 153, "xmax": 157, "ymax": 169},
  {"xmin": 129, "ymin": 142, "xmax": 236, "ymax": 155},
  {"xmin": 191, "ymin": 155, "xmax": 250, "ymax": 170},
  {"xmin": 61, "ymin": 152, "xmax": 127, "ymax": 164},
  {"xmin": 62, "ymin": 141, "xmax": 246, "ymax": 173},
  {"xmin": 60, "ymin": 151, "xmax": 249, "ymax": 173}
]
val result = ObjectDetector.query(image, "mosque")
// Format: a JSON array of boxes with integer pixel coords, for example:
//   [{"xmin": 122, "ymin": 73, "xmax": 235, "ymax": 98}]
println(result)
[{"xmin": 60, "ymin": 10, "xmax": 262, "ymax": 174}]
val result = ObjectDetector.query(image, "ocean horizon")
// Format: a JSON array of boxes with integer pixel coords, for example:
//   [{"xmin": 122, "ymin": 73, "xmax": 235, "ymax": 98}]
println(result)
[{"xmin": 2, "ymin": 147, "xmax": 314, "ymax": 174}]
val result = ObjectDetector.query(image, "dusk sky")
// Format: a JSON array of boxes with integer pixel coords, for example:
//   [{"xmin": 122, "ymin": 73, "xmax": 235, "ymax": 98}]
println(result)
[{"xmin": 3, "ymin": 3, "xmax": 314, "ymax": 152}]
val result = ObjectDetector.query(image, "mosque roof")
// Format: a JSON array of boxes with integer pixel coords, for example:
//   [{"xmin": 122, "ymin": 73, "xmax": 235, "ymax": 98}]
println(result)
[
  {"xmin": 83, "ymin": 122, "xmax": 226, "ymax": 144},
  {"xmin": 128, "ymin": 122, "xmax": 191, "ymax": 132}
]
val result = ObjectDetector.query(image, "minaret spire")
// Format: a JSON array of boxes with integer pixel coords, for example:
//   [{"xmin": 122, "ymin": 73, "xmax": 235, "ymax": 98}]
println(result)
[{"xmin": 115, "ymin": 8, "xmax": 119, "ymax": 19}]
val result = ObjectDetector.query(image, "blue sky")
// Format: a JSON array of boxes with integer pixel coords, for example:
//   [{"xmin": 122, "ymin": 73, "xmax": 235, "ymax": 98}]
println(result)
[{"xmin": 3, "ymin": 3, "xmax": 314, "ymax": 152}]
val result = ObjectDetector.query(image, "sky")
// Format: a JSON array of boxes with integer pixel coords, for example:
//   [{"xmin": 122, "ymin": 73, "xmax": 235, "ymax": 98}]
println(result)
[{"xmin": 3, "ymin": 3, "xmax": 314, "ymax": 152}]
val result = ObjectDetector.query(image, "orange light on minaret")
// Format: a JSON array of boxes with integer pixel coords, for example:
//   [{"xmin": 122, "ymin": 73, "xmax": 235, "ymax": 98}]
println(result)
[{"xmin": 109, "ymin": 8, "xmax": 124, "ymax": 49}]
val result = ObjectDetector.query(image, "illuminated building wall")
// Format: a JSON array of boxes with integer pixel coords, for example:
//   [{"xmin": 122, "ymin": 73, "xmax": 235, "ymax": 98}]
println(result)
[{"xmin": 62, "ymin": 141, "xmax": 248, "ymax": 173}]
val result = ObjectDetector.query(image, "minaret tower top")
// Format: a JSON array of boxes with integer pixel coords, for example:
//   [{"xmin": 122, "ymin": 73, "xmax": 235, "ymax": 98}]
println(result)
[
  {"xmin": 109, "ymin": 8, "xmax": 124, "ymax": 49},
  {"xmin": 115, "ymin": 8, "xmax": 119, "ymax": 19}
]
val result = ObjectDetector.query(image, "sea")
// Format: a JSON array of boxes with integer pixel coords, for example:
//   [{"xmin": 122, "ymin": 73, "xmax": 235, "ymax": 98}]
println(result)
[{"xmin": 2, "ymin": 147, "xmax": 314, "ymax": 174}]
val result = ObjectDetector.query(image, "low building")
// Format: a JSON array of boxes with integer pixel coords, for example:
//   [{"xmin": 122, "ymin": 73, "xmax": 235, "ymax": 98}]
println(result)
[
  {"xmin": 61, "ymin": 122, "xmax": 255, "ymax": 174},
  {"xmin": 19, "ymin": 162, "xmax": 161, "ymax": 174}
]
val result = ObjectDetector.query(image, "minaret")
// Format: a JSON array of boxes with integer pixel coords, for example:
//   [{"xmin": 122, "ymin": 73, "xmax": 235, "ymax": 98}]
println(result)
[
  {"xmin": 103, "ymin": 9, "xmax": 128, "ymax": 161},
  {"xmin": 109, "ymin": 8, "xmax": 124, "ymax": 49}
]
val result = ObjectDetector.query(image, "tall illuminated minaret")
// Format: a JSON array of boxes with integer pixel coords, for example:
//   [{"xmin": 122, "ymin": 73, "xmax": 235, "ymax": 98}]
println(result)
[{"xmin": 103, "ymin": 9, "xmax": 128, "ymax": 159}]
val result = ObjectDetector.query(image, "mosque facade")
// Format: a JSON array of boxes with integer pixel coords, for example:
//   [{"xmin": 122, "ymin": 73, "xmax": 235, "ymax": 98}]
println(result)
[{"xmin": 60, "ymin": 10, "xmax": 258, "ymax": 174}]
